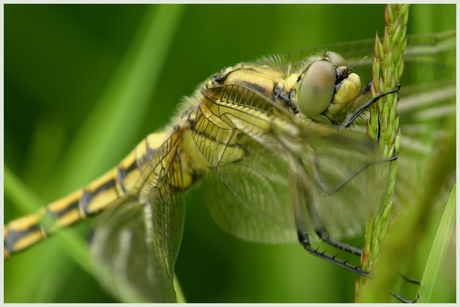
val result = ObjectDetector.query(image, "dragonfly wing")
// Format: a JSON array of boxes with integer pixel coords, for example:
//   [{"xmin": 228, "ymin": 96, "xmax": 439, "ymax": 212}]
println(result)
[
  {"xmin": 199, "ymin": 82, "xmax": 384, "ymax": 244},
  {"xmin": 204, "ymin": 140, "xmax": 297, "ymax": 244},
  {"xmin": 204, "ymin": 119, "xmax": 387, "ymax": 245},
  {"xmin": 88, "ymin": 138, "xmax": 185, "ymax": 303},
  {"xmin": 286, "ymin": 124, "xmax": 389, "ymax": 240}
]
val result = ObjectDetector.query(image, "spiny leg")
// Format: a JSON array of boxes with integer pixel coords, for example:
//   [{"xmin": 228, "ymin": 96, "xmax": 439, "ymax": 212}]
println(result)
[
  {"xmin": 287, "ymin": 87, "xmax": 402, "ymax": 279},
  {"xmin": 400, "ymin": 275, "xmax": 421, "ymax": 285},
  {"xmin": 390, "ymin": 275, "xmax": 421, "ymax": 303},
  {"xmin": 288, "ymin": 158, "xmax": 370, "ymax": 277},
  {"xmin": 297, "ymin": 87, "xmax": 400, "ymax": 252},
  {"xmin": 289, "ymin": 134, "xmax": 396, "ymax": 275},
  {"xmin": 391, "ymin": 292, "xmax": 420, "ymax": 303}
]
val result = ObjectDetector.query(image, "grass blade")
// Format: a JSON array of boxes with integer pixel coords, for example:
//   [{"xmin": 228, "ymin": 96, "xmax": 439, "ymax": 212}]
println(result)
[{"xmin": 418, "ymin": 184, "xmax": 456, "ymax": 303}]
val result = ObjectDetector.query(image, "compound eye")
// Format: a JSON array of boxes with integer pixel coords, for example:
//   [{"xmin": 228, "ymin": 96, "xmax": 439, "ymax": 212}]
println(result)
[
  {"xmin": 325, "ymin": 51, "xmax": 348, "ymax": 67},
  {"xmin": 297, "ymin": 60, "xmax": 336, "ymax": 117}
]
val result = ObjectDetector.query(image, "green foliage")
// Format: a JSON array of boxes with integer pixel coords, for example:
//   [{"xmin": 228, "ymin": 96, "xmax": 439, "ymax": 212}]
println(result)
[{"xmin": 419, "ymin": 184, "xmax": 456, "ymax": 303}]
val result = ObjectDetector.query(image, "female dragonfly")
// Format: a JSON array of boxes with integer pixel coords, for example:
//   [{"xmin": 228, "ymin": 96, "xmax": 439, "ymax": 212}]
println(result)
[{"xmin": 5, "ymin": 7, "xmax": 455, "ymax": 303}]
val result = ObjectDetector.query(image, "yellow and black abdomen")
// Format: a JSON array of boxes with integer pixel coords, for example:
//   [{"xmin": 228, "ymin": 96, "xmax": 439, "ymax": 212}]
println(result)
[{"xmin": 4, "ymin": 132, "xmax": 172, "ymax": 258}]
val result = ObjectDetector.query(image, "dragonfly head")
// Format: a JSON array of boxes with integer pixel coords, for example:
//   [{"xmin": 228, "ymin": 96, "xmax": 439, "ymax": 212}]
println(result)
[{"xmin": 295, "ymin": 51, "xmax": 361, "ymax": 123}]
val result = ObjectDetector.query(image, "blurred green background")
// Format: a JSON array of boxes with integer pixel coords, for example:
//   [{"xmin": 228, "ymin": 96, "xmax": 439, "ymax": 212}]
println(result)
[{"xmin": 4, "ymin": 4, "xmax": 455, "ymax": 303}]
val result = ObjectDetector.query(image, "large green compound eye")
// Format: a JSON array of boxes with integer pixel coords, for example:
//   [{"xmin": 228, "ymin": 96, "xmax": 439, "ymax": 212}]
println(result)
[
  {"xmin": 297, "ymin": 60, "xmax": 336, "ymax": 117},
  {"xmin": 325, "ymin": 51, "xmax": 348, "ymax": 67}
]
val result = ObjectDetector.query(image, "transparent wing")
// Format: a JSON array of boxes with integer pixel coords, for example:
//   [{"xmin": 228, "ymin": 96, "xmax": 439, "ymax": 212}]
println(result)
[
  {"xmin": 205, "ymin": 128, "xmax": 384, "ymax": 245},
  {"xmin": 88, "ymin": 134, "xmax": 185, "ymax": 303},
  {"xmin": 197, "ymin": 81, "xmax": 383, "ymax": 245},
  {"xmin": 258, "ymin": 30, "xmax": 455, "ymax": 83},
  {"xmin": 203, "ymin": 137, "xmax": 296, "ymax": 244}
]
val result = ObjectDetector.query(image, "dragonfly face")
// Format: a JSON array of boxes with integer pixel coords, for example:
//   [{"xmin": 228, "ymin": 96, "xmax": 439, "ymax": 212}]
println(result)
[
  {"xmin": 5, "ymin": 5, "xmax": 455, "ymax": 303},
  {"xmin": 209, "ymin": 51, "xmax": 363, "ymax": 125}
]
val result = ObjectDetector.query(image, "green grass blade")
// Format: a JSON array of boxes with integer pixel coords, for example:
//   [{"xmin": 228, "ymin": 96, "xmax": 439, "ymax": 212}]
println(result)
[
  {"xmin": 174, "ymin": 273, "xmax": 187, "ymax": 303},
  {"xmin": 49, "ymin": 4, "xmax": 185, "ymax": 193},
  {"xmin": 418, "ymin": 184, "xmax": 456, "ymax": 303},
  {"xmin": 4, "ymin": 165, "xmax": 47, "ymax": 214}
]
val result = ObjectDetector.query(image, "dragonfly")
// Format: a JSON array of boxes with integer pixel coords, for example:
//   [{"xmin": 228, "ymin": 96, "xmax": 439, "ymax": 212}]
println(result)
[{"xmin": 4, "ymin": 29, "xmax": 455, "ymax": 303}]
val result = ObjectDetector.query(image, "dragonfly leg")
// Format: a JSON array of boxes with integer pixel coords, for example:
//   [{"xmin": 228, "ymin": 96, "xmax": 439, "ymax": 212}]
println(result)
[
  {"xmin": 314, "ymin": 227, "xmax": 362, "ymax": 256},
  {"xmin": 340, "ymin": 84, "xmax": 401, "ymax": 128},
  {"xmin": 307, "ymin": 148, "xmax": 397, "ymax": 197},
  {"xmin": 389, "ymin": 274, "xmax": 421, "ymax": 303},
  {"xmin": 297, "ymin": 229, "xmax": 371, "ymax": 277},
  {"xmin": 400, "ymin": 274, "xmax": 421, "ymax": 285},
  {"xmin": 301, "ymin": 179, "xmax": 365, "ymax": 258},
  {"xmin": 391, "ymin": 291, "xmax": 420, "ymax": 303},
  {"xmin": 289, "ymin": 158, "xmax": 371, "ymax": 277}
]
